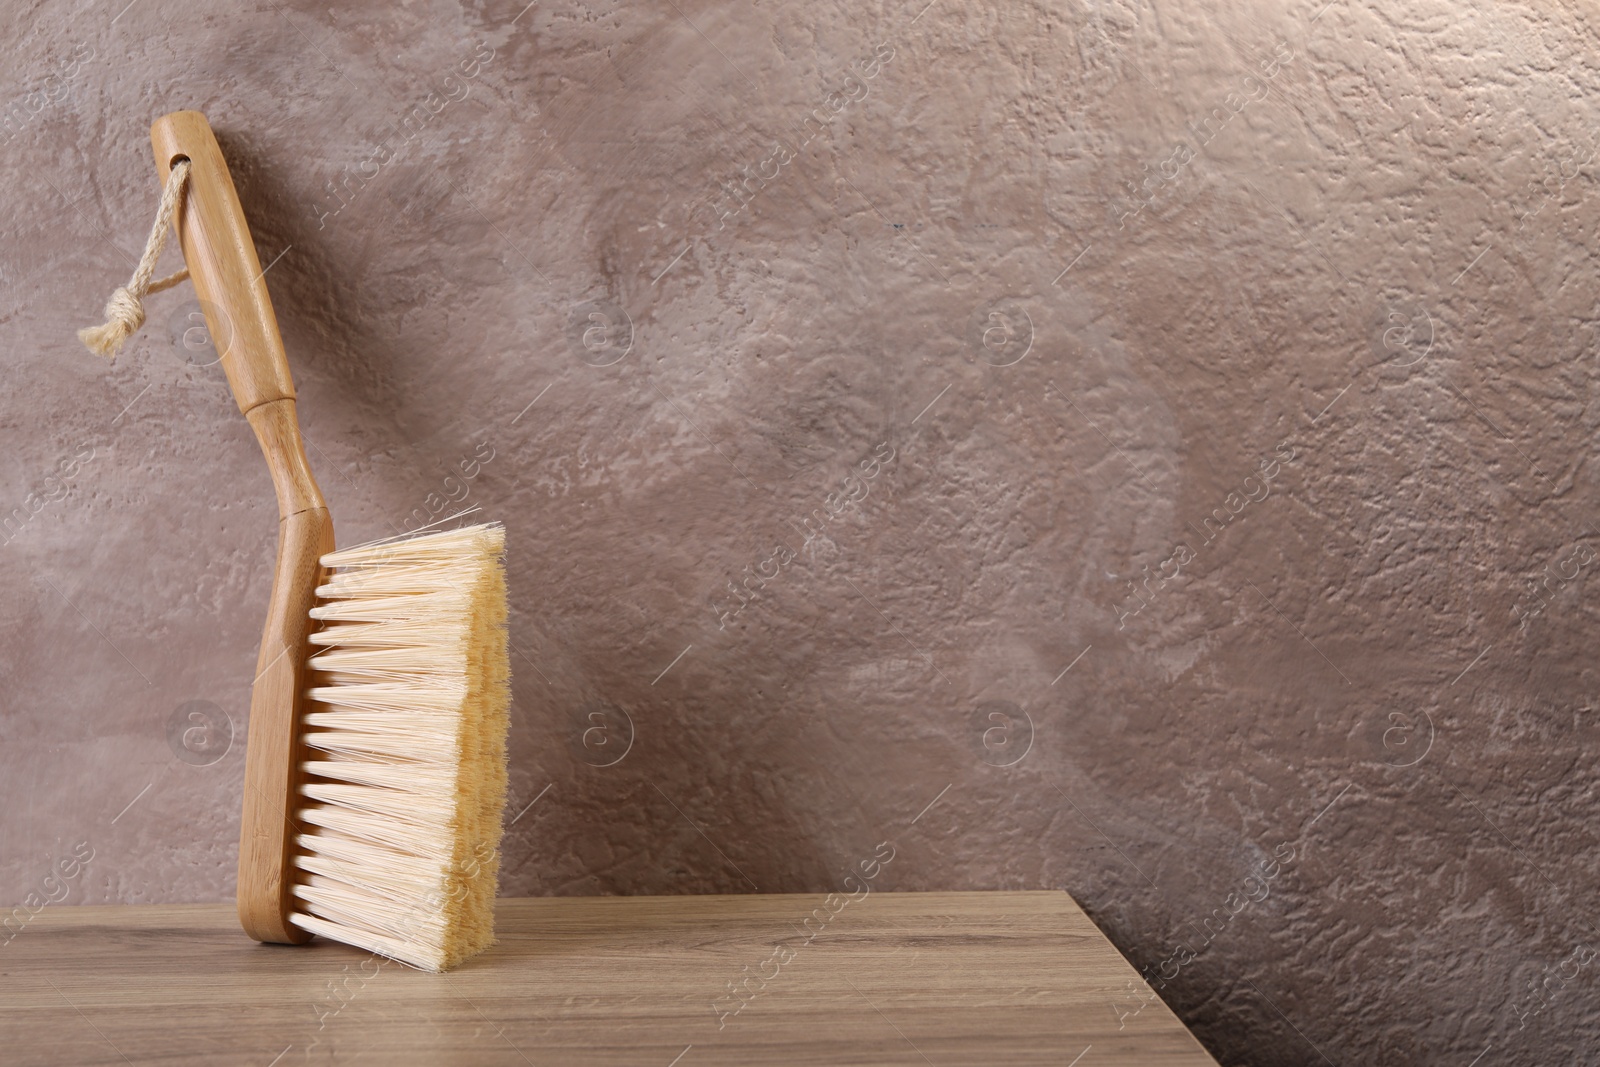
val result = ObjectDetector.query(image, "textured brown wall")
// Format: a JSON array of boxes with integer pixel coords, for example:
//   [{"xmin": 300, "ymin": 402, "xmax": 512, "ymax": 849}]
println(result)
[{"xmin": 3, "ymin": 0, "xmax": 1598, "ymax": 1063}]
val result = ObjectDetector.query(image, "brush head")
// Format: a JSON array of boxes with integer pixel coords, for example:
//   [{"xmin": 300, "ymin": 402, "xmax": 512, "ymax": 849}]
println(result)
[{"xmin": 286, "ymin": 522, "xmax": 510, "ymax": 971}]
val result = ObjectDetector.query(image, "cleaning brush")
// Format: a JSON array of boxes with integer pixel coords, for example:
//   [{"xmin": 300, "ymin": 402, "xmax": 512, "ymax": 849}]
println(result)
[{"xmin": 120, "ymin": 111, "xmax": 511, "ymax": 971}]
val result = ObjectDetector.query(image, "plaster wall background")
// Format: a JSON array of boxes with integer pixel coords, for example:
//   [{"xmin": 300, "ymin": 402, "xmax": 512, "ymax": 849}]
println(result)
[{"xmin": 2, "ymin": 0, "xmax": 1598, "ymax": 1063}]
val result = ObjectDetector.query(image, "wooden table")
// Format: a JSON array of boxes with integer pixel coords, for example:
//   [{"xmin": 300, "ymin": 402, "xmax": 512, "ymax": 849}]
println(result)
[{"xmin": 0, "ymin": 891, "xmax": 1216, "ymax": 1065}]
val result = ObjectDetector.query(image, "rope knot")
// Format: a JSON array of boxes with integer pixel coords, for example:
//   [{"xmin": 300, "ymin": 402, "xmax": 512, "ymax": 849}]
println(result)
[
  {"xmin": 78, "ymin": 286, "xmax": 147, "ymax": 358},
  {"xmin": 78, "ymin": 159, "xmax": 192, "ymax": 360}
]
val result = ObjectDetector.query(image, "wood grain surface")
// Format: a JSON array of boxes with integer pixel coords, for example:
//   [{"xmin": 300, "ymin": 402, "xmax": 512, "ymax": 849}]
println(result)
[{"xmin": 0, "ymin": 891, "xmax": 1216, "ymax": 1066}]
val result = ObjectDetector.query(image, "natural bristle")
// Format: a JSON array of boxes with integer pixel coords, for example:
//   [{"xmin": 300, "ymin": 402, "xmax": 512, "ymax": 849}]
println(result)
[{"xmin": 287, "ymin": 522, "xmax": 510, "ymax": 971}]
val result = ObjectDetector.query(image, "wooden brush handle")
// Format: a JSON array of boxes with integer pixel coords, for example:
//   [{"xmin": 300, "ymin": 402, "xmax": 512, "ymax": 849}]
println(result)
[
  {"xmin": 151, "ymin": 112, "xmax": 294, "ymax": 416},
  {"xmin": 152, "ymin": 110, "xmax": 331, "ymax": 946}
]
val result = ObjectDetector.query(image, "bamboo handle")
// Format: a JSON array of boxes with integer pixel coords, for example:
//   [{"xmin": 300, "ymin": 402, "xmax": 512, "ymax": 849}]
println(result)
[
  {"xmin": 151, "ymin": 110, "xmax": 293, "ymax": 416},
  {"xmin": 151, "ymin": 110, "xmax": 331, "ymax": 946}
]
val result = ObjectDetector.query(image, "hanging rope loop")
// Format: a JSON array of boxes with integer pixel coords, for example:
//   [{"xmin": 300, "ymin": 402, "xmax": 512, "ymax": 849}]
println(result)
[{"xmin": 78, "ymin": 159, "xmax": 193, "ymax": 359}]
